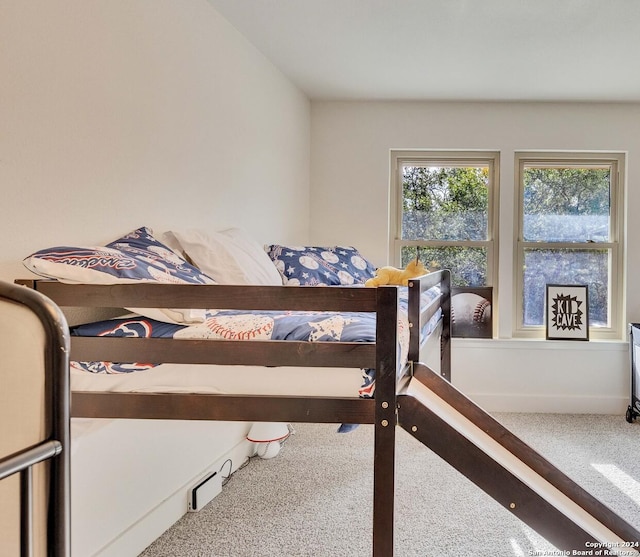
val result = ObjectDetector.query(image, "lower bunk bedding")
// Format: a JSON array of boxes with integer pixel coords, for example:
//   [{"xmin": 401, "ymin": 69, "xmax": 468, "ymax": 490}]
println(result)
[
  {"xmin": 68, "ymin": 284, "xmax": 443, "ymax": 400},
  {"xmin": 22, "ymin": 270, "xmax": 451, "ymax": 557}
]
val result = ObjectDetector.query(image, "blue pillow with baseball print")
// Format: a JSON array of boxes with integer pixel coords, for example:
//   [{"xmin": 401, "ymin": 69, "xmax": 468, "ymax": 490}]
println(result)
[
  {"xmin": 24, "ymin": 226, "xmax": 214, "ymax": 285},
  {"xmin": 265, "ymin": 245, "xmax": 376, "ymax": 286},
  {"xmin": 23, "ymin": 226, "xmax": 215, "ymax": 324}
]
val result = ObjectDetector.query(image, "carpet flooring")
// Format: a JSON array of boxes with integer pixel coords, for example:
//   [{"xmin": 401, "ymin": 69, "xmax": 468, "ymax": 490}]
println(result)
[{"xmin": 140, "ymin": 414, "xmax": 640, "ymax": 556}]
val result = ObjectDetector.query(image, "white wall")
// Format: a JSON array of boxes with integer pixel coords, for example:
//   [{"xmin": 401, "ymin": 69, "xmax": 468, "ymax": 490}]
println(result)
[
  {"xmin": 310, "ymin": 101, "xmax": 640, "ymax": 413},
  {"xmin": 0, "ymin": 0, "xmax": 311, "ymax": 284},
  {"xmin": 0, "ymin": 2, "xmax": 311, "ymax": 555},
  {"xmin": 5, "ymin": 0, "xmax": 637, "ymax": 550}
]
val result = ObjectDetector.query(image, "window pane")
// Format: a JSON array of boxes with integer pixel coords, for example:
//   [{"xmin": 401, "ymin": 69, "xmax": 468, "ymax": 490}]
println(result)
[
  {"xmin": 402, "ymin": 166, "xmax": 489, "ymax": 241},
  {"xmin": 522, "ymin": 167, "xmax": 611, "ymax": 242},
  {"xmin": 523, "ymin": 248, "xmax": 609, "ymax": 327},
  {"xmin": 401, "ymin": 245, "xmax": 487, "ymax": 287}
]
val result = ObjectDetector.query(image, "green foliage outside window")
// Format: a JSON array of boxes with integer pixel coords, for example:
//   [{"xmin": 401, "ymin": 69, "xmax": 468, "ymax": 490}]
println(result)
[
  {"xmin": 521, "ymin": 166, "xmax": 612, "ymax": 328},
  {"xmin": 523, "ymin": 167, "xmax": 610, "ymax": 242},
  {"xmin": 401, "ymin": 166, "xmax": 489, "ymax": 287}
]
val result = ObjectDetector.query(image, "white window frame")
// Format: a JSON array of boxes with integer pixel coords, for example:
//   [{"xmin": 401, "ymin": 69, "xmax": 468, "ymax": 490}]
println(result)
[
  {"xmin": 390, "ymin": 149, "xmax": 500, "ymax": 287},
  {"xmin": 513, "ymin": 151, "xmax": 625, "ymax": 340}
]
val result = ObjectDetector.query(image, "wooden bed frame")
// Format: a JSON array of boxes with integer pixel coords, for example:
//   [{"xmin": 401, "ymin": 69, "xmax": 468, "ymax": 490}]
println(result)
[{"xmin": 19, "ymin": 270, "xmax": 451, "ymax": 557}]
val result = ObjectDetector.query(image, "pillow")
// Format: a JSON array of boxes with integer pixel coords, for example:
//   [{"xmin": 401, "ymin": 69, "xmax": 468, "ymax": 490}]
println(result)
[
  {"xmin": 265, "ymin": 245, "xmax": 376, "ymax": 286},
  {"xmin": 23, "ymin": 226, "xmax": 215, "ymax": 324},
  {"xmin": 164, "ymin": 228, "xmax": 283, "ymax": 286},
  {"xmin": 219, "ymin": 228, "xmax": 283, "ymax": 285}
]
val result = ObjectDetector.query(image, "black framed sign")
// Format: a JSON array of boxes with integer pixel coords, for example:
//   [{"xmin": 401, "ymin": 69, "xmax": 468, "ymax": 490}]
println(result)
[{"xmin": 545, "ymin": 284, "xmax": 589, "ymax": 341}]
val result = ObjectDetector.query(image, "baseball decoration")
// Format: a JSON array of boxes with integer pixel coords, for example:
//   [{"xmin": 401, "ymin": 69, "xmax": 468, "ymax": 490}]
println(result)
[
  {"xmin": 174, "ymin": 314, "xmax": 274, "ymax": 341},
  {"xmin": 451, "ymin": 288, "xmax": 493, "ymax": 338}
]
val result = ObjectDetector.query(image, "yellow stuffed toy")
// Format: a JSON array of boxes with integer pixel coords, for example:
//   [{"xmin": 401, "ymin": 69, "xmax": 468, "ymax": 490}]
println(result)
[{"xmin": 365, "ymin": 258, "xmax": 427, "ymax": 287}]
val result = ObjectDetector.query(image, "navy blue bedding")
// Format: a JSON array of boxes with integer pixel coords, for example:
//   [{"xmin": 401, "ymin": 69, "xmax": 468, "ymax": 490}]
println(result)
[{"xmin": 70, "ymin": 287, "xmax": 442, "ymax": 399}]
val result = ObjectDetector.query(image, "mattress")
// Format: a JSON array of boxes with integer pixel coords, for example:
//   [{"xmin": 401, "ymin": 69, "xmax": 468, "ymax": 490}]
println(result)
[{"xmin": 70, "ymin": 362, "xmax": 365, "ymax": 398}]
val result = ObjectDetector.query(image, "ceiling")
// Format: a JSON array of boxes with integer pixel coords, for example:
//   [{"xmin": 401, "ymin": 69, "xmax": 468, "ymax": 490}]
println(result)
[{"xmin": 207, "ymin": 0, "xmax": 640, "ymax": 102}]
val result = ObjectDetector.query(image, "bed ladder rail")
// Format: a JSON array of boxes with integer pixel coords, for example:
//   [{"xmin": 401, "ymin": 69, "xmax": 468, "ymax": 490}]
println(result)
[
  {"xmin": 0, "ymin": 441, "xmax": 64, "ymax": 557},
  {"xmin": 1, "ymin": 280, "xmax": 70, "ymax": 557},
  {"xmin": 407, "ymin": 269, "xmax": 451, "ymax": 381}
]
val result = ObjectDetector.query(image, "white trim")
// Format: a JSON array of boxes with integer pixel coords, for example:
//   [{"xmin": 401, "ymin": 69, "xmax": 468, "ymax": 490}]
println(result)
[
  {"xmin": 92, "ymin": 439, "xmax": 253, "ymax": 557},
  {"xmin": 513, "ymin": 151, "xmax": 626, "ymax": 340},
  {"xmin": 389, "ymin": 149, "xmax": 499, "ymax": 278},
  {"xmin": 466, "ymin": 393, "xmax": 629, "ymax": 416}
]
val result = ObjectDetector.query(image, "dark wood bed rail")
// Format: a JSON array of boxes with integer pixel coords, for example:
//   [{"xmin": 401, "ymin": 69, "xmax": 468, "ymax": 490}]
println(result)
[
  {"xmin": 71, "ymin": 392, "xmax": 376, "ymax": 423},
  {"xmin": 21, "ymin": 274, "xmax": 451, "ymax": 383},
  {"xmin": 18, "ymin": 280, "xmax": 380, "ymax": 312},
  {"xmin": 70, "ymin": 336, "xmax": 377, "ymax": 368},
  {"xmin": 408, "ymin": 270, "xmax": 451, "ymax": 380}
]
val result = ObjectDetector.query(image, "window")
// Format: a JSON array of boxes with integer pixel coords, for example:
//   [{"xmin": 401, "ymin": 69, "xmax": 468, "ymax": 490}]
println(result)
[
  {"xmin": 390, "ymin": 151, "xmax": 499, "ymax": 288},
  {"xmin": 514, "ymin": 152, "xmax": 625, "ymax": 339}
]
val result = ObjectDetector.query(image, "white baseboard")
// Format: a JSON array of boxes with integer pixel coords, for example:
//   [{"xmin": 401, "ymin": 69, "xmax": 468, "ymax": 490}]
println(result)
[
  {"xmin": 94, "ymin": 439, "xmax": 254, "ymax": 557},
  {"xmin": 468, "ymin": 392, "xmax": 629, "ymax": 415}
]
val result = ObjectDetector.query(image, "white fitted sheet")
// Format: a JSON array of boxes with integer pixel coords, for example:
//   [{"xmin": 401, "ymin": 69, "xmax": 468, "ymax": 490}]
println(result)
[{"xmin": 70, "ymin": 362, "xmax": 365, "ymax": 398}]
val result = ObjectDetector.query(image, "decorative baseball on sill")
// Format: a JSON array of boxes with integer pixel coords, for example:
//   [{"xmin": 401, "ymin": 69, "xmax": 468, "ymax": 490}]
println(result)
[{"xmin": 451, "ymin": 292, "xmax": 492, "ymax": 337}]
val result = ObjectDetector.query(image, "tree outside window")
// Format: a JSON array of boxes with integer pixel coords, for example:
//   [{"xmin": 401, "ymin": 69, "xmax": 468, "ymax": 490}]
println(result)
[
  {"xmin": 515, "ymin": 153, "xmax": 624, "ymax": 339},
  {"xmin": 392, "ymin": 152, "xmax": 498, "ymax": 289}
]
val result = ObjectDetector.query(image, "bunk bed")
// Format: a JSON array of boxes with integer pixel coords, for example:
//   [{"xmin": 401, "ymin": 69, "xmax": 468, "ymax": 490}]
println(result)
[
  {"xmin": 0, "ymin": 280, "xmax": 70, "ymax": 557},
  {"xmin": 17, "ymin": 268, "xmax": 450, "ymax": 557}
]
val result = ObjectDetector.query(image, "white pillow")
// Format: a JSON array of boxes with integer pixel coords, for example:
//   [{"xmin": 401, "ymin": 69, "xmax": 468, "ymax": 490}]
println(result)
[
  {"xmin": 219, "ymin": 228, "xmax": 283, "ymax": 285},
  {"xmin": 164, "ymin": 228, "xmax": 282, "ymax": 286}
]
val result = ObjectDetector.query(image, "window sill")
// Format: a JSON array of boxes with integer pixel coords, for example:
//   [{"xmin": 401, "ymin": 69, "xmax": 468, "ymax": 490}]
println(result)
[{"xmin": 452, "ymin": 336, "xmax": 627, "ymax": 351}]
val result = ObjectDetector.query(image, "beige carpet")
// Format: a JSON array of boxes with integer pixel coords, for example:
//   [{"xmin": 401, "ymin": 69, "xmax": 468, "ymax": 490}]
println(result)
[{"xmin": 140, "ymin": 414, "xmax": 640, "ymax": 556}]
